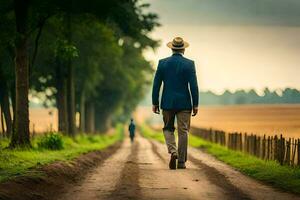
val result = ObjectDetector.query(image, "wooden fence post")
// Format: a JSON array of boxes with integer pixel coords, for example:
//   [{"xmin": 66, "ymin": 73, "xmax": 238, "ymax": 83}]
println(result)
[
  {"xmin": 291, "ymin": 138, "xmax": 296, "ymax": 166},
  {"xmin": 267, "ymin": 136, "xmax": 270, "ymax": 160},
  {"xmin": 249, "ymin": 135, "xmax": 252, "ymax": 155},
  {"xmin": 247, "ymin": 134, "xmax": 250, "ymax": 154},
  {"xmin": 239, "ymin": 133, "xmax": 242, "ymax": 151},
  {"xmin": 281, "ymin": 135, "xmax": 285, "ymax": 165},
  {"xmin": 245, "ymin": 134, "xmax": 247, "ymax": 153},
  {"xmin": 274, "ymin": 135, "xmax": 278, "ymax": 162},
  {"xmin": 192, "ymin": 127, "xmax": 300, "ymax": 166},
  {"xmin": 285, "ymin": 138, "xmax": 291, "ymax": 165},
  {"xmin": 253, "ymin": 135, "xmax": 257, "ymax": 156},
  {"xmin": 262, "ymin": 135, "xmax": 266, "ymax": 159},
  {"xmin": 234, "ymin": 133, "xmax": 237, "ymax": 150},
  {"xmin": 228, "ymin": 134, "xmax": 230, "ymax": 149},
  {"xmin": 258, "ymin": 136, "xmax": 261, "ymax": 157}
]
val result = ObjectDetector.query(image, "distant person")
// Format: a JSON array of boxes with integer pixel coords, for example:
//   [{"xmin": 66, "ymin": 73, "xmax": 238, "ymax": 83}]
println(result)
[
  {"xmin": 128, "ymin": 118, "xmax": 136, "ymax": 142},
  {"xmin": 152, "ymin": 37, "xmax": 199, "ymax": 170}
]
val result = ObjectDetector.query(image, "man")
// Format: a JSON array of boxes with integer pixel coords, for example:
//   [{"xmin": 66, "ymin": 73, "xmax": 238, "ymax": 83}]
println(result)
[
  {"xmin": 152, "ymin": 37, "xmax": 199, "ymax": 170},
  {"xmin": 128, "ymin": 118, "xmax": 136, "ymax": 142}
]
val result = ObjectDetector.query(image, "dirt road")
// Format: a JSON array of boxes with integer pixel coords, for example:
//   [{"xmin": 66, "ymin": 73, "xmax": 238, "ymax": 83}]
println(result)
[{"xmin": 58, "ymin": 135, "xmax": 300, "ymax": 200}]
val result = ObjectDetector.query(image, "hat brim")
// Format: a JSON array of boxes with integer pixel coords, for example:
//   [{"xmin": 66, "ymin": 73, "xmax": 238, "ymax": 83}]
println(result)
[{"xmin": 167, "ymin": 41, "xmax": 189, "ymax": 49}]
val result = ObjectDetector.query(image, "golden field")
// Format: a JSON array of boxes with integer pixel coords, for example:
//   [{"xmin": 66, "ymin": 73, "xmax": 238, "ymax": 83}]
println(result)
[
  {"xmin": 0, "ymin": 108, "xmax": 58, "ymax": 134},
  {"xmin": 1, "ymin": 105, "xmax": 300, "ymax": 138},
  {"xmin": 136, "ymin": 105, "xmax": 300, "ymax": 138}
]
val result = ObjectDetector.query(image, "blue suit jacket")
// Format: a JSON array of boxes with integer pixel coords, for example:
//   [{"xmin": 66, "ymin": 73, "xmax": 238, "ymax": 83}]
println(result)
[
  {"xmin": 129, "ymin": 122, "xmax": 135, "ymax": 135},
  {"xmin": 152, "ymin": 53, "xmax": 199, "ymax": 110}
]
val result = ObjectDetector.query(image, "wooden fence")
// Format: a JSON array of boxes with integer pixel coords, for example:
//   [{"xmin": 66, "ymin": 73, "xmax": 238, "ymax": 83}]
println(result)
[{"xmin": 191, "ymin": 127, "xmax": 300, "ymax": 166}]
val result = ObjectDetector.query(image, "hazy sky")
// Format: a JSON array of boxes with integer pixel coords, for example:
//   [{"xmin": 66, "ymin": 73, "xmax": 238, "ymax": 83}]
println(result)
[{"xmin": 144, "ymin": 0, "xmax": 300, "ymax": 93}]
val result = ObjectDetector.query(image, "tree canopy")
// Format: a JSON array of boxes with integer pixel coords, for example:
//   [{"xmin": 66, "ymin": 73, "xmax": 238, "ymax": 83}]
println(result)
[{"xmin": 0, "ymin": 0, "xmax": 159, "ymax": 147}]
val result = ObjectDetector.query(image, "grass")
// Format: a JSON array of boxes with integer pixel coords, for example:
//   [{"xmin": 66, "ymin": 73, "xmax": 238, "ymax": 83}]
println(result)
[
  {"xmin": 0, "ymin": 125, "xmax": 124, "ymax": 182},
  {"xmin": 140, "ymin": 125, "xmax": 300, "ymax": 194}
]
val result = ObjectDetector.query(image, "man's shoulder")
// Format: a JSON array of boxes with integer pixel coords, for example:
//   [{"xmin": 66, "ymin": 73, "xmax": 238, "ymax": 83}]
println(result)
[
  {"xmin": 181, "ymin": 56, "xmax": 194, "ymax": 65},
  {"xmin": 159, "ymin": 56, "xmax": 194, "ymax": 63},
  {"xmin": 157, "ymin": 57, "xmax": 170, "ymax": 70},
  {"xmin": 158, "ymin": 57, "xmax": 170, "ymax": 63}
]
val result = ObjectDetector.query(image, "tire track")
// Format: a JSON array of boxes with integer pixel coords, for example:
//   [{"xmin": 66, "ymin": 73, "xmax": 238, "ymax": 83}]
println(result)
[
  {"xmin": 144, "ymin": 139, "xmax": 229, "ymax": 199},
  {"xmin": 57, "ymin": 140, "xmax": 132, "ymax": 200},
  {"xmin": 189, "ymin": 146, "xmax": 300, "ymax": 200},
  {"xmin": 188, "ymin": 155, "xmax": 251, "ymax": 200},
  {"xmin": 149, "ymin": 139, "xmax": 166, "ymax": 162},
  {"xmin": 109, "ymin": 140, "xmax": 141, "ymax": 200},
  {"xmin": 149, "ymin": 139, "xmax": 251, "ymax": 200}
]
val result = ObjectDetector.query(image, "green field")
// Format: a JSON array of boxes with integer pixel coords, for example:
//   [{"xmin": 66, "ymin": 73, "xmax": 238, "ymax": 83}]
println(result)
[
  {"xmin": 140, "ymin": 125, "xmax": 300, "ymax": 194},
  {"xmin": 0, "ymin": 125, "xmax": 123, "ymax": 182}
]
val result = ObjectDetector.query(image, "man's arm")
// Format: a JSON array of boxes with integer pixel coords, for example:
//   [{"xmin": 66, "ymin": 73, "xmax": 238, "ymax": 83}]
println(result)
[
  {"xmin": 152, "ymin": 61, "xmax": 163, "ymax": 114},
  {"xmin": 189, "ymin": 61, "xmax": 199, "ymax": 116}
]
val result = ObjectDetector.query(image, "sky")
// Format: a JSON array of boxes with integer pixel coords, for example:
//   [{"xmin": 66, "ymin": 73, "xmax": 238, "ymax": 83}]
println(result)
[{"xmin": 144, "ymin": 0, "xmax": 300, "ymax": 94}]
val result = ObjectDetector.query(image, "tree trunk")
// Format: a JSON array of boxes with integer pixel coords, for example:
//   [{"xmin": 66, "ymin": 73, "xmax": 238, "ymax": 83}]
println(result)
[
  {"xmin": 8, "ymin": 44, "xmax": 16, "ymax": 129},
  {"xmin": 56, "ymin": 60, "xmax": 68, "ymax": 133},
  {"xmin": 10, "ymin": 0, "xmax": 30, "ymax": 147},
  {"xmin": 66, "ymin": 14, "xmax": 76, "ymax": 136},
  {"xmin": 85, "ymin": 101, "xmax": 95, "ymax": 133},
  {"xmin": 67, "ymin": 60, "xmax": 76, "ymax": 135},
  {"xmin": 0, "ymin": 90, "xmax": 12, "ymax": 137},
  {"xmin": 79, "ymin": 92, "xmax": 85, "ymax": 133},
  {"xmin": 1, "ymin": 108, "xmax": 5, "ymax": 135},
  {"xmin": 10, "ymin": 80, "xmax": 16, "ymax": 133},
  {"xmin": 0, "ymin": 68, "xmax": 12, "ymax": 137},
  {"xmin": 95, "ymin": 110, "xmax": 111, "ymax": 133}
]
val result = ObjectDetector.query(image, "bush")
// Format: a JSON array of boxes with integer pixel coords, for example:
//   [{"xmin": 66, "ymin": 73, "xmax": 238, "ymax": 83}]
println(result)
[
  {"xmin": 37, "ymin": 133, "xmax": 64, "ymax": 150},
  {"xmin": 87, "ymin": 135, "xmax": 99, "ymax": 143}
]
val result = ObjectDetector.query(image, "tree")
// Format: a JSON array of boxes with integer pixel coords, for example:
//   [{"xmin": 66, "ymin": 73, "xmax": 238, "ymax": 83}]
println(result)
[
  {"xmin": 0, "ymin": 0, "xmax": 159, "ymax": 146},
  {"xmin": 72, "ymin": 18, "xmax": 123, "ymax": 133},
  {"xmin": 10, "ymin": 0, "xmax": 31, "ymax": 147},
  {"xmin": 0, "ymin": 10, "xmax": 15, "ymax": 137},
  {"xmin": 6, "ymin": 0, "xmax": 158, "ymax": 146},
  {"xmin": 282, "ymin": 88, "xmax": 300, "ymax": 103}
]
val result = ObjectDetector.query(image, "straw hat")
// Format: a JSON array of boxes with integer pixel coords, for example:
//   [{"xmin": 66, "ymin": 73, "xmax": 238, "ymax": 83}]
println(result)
[{"xmin": 167, "ymin": 37, "xmax": 189, "ymax": 50}]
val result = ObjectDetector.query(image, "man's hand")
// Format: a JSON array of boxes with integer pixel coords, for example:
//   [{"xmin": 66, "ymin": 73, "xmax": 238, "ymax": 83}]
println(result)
[
  {"xmin": 192, "ymin": 107, "xmax": 198, "ymax": 116},
  {"xmin": 152, "ymin": 105, "xmax": 160, "ymax": 114}
]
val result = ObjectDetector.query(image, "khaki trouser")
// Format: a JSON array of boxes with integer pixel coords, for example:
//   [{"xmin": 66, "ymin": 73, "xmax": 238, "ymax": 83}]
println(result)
[{"xmin": 162, "ymin": 110, "xmax": 191, "ymax": 163}]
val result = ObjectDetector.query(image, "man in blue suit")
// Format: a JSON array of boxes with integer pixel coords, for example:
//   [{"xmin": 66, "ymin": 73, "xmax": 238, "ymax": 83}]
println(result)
[
  {"xmin": 152, "ymin": 37, "xmax": 199, "ymax": 170},
  {"xmin": 128, "ymin": 118, "xmax": 136, "ymax": 142}
]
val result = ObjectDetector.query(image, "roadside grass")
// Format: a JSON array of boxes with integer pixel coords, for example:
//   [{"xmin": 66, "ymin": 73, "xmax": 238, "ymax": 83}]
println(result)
[
  {"xmin": 0, "ymin": 125, "xmax": 124, "ymax": 182},
  {"xmin": 140, "ymin": 125, "xmax": 300, "ymax": 194}
]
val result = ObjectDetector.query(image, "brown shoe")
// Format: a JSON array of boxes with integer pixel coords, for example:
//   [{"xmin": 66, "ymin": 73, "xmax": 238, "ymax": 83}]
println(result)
[
  {"xmin": 169, "ymin": 153, "xmax": 177, "ymax": 170},
  {"xmin": 177, "ymin": 162, "xmax": 186, "ymax": 169}
]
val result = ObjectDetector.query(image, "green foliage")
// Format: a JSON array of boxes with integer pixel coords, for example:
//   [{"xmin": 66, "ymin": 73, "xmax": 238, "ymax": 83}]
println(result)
[
  {"xmin": 0, "ymin": 0, "xmax": 159, "ymax": 147},
  {"xmin": 140, "ymin": 125, "xmax": 300, "ymax": 194},
  {"xmin": 37, "ymin": 133, "xmax": 64, "ymax": 150},
  {"xmin": 140, "ymin": 125, "xmax": 165, "ymax": 143},
  {"xmin": 0, "ymin": 124, "xmax": 123, "ymax": 182},
  {"xmin": 54, "ymin": 39, "xmax": 79, "ymax": 60},
  {"xmin": 27, "ymin": 0, "xmax": 159, "ymax": 130}
]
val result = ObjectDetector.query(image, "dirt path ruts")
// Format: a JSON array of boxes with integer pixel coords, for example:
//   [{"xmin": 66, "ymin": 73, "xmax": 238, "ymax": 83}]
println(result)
[
  {"xmin": 58, "ymin": 140, "xmax": 132, "ymax": 200},
  {"xmin": 138, "ymin": 136, "xmax": 226, "ymax": 200},
  {"xmin": 149, "ymin": 139, "xmax": 251, "ymax": 200},
  {"xmin": 188, "ymin": 145, "xmax": 300, "ymax": 200},
  {"xmin": 0, "ymin": 142, "xmax": 121, "ymax": 200},
  {"xmin": 57, "ymin": 135, "xmax": 300, "ymax": 200},
  {"xmin": 188, "ymin": 155, "xmax": 251, "ymax": 200},
  {"xmin": 108, "ymin": 141, "xmax": 141, "ymax": 200}
]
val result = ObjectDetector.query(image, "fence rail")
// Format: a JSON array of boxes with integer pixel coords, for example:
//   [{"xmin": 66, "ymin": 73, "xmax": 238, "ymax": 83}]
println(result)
[{"xmin": 191, "ymin": 127, "xmax": 300, "ymax": 166}]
